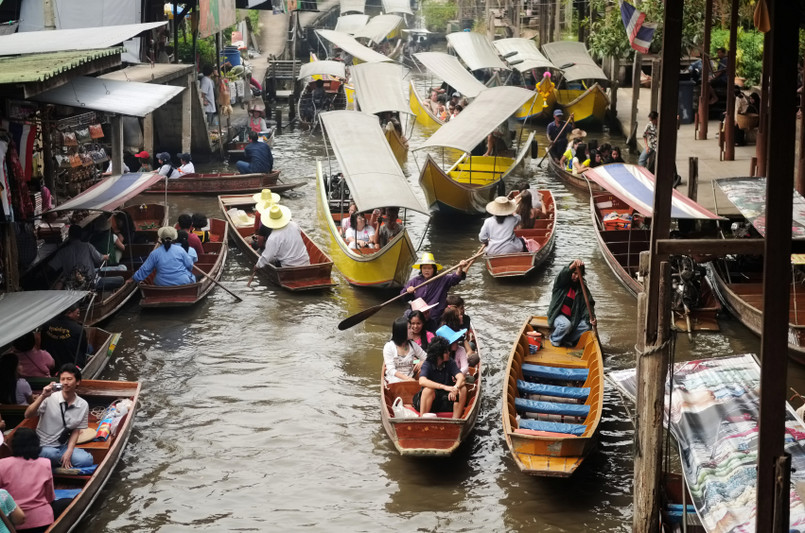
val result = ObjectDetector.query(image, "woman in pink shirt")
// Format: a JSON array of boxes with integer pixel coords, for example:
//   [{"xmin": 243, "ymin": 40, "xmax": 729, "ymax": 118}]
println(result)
[
  {"xmin": 0, "ymin": 428, "xmax": 55, "ymax": 531},
  {"xmin": 13, "ymin": 333, "xmax": 54, "ymax": 378}
]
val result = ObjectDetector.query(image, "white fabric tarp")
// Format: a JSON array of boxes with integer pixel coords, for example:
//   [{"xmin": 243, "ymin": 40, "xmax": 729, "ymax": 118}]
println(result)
[
  {"xmin": 298, "ymin": 60, "xmax": 346, "ymax": 80},
  {"xmin": 381, "ymin": 0, "xmax": 413, "ymax": 15},
  {"xmin": 340, "ymin": 0, "xmax": 366, "ymax": 13},
  {"xmin": 446, "ymin": 32, "xmax": 508, "ymax": 71},
  {"xmin": 0, "ymin": 22, "xmax": 166, "ymax": 56},
  {"xmin": 316, "ymin": 29, "xmax": 391, "ymax": 63},
  {"xmin": 353, "ymin": 14, "xmax": 402, "ymax": 45},
  {"xmin": 48, "ymin": 172, "xmax": 163, "ymax": 212},
  {"xmin": 350, "ymin": 62, "xmax": 411, "ymax": 115},
  {"xmin": 493, "ymin": 38, "xmax": 554, "ymax": 72},
  {"xmin": 19, "ymin": 0, "xmax": 142, "ymax": 32},
  {"xmin": 417, "ymin": 86, "xmax": 532, "ymax": 153},
  {"xmin": 414, "ymin": 52, "xmax": 486, "ymax": 98},
  {"xmin": 541, "ymin": 41, "xmax": 607, "ymax": 82},
  {"xmin": 0, "ymin": 290, "xmax": 88, "ymax": 348},
  {"xmin": 31, "ymin": 76, "xmax": 184, "ymax": 117},
  {"xmin": 334, "ymin": 14, "xmax": 369, "ymax": 34},
  {"xmin": 320, "ymin": 111, "xmax": 427, "ymax": 213}
]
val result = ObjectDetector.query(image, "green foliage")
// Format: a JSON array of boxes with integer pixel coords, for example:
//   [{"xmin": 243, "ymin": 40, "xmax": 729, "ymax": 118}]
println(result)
[
  {"xmin": 587, "ymin": 1, "xmax": 631, "ymax": 60},
  {"xmin": 422, "ymin": 0, "xmax": 457, "ymax": 32},
  {"xmin": 246, "ymin": 9, "xmax": 261, "ymax": 37},
  {"xmin": 710, "ymin": 27, "xmax": 763, "ymax": 87},
  {"xmin": 177, "ymin": 36, "xmax": 217, "ymax": 67}
]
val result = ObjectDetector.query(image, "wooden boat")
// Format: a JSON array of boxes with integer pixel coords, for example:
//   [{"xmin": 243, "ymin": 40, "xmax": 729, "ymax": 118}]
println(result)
[
  {"xmin": 485, "ymin": 190, "xmax": 557, "ymax": 277},
  {"xmin": 218, "ymin": 194, "xmax": 335, "ymax": 290},
  {"xmin": 380, "ymin": 330, "xmax": 482, "ymax": 456},
  {"xmin": 542, "ymin": 42, "xmax": 610, "ymax": 129},
  {"xmin": 554, "ymin": 84, "xmax": 609, "ymax": 128},
  {"xmin": 408, "ymin": 80, "xmax": 444, "ymax": 129},
  {"xmin": 141, "ymin": 170, "xmax": 303, "ymax": 195},
  {"xmin": 296, "ymin": 60, "xmax": 349, "ymax": 128},
  {"xmin": 493, "ymin": 38, "xmax": 559, "ymax": 121},
  {"xmin": 225, "ymin": 128, "xmax": 275, "ymax": 161},
  {"xmin": 547, "ymin": 156, "xmax": 604, "ymax": 193},
  {"xmin": 2, "ymin": 380, "xmax": 140, "ymax": 533},
  {"xmin": 502, "ymin": 315, "xmax": 604, "ymax": 477},
  {"xmin": 385, "ymin": 128, "xmax": 408, "ymax": 166},
  {"xmin": 137, "ymin": 218, "xmax": 229, "ymax": 307},
  {"xmin": 514, "ymin": 91, "xmax": 558, "ymax": 122},
  {"xmin": 317, "ymin": 111, "xmax": 429, "ymax": 288},
  {"xmin": 415, "ymin": 86, "xmax": 536, "ymax": 215}
]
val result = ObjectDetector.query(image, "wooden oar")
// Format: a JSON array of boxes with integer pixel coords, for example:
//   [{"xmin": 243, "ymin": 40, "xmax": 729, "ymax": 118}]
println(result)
[
  {"xmin": 337, "ymin": 246, "xmax": 486, "ymax": 331},
  {"xmin": 537, "ymin": 112, "xmax": 574, "ymax": 168},
  {"xmin": 193, "ymin": 265, "xmax": 242, "ymax": 302},
  {"xmin": 578, "ymin": 271, "xmax": 599, "ymax": 342}
]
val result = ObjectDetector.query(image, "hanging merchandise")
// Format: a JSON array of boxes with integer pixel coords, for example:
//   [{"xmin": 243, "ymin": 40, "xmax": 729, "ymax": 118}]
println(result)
[
  {"xmin": 62, "ymin": 131, "xmax": 77, "ymax": 146},
  {"xmin": 89, "ymin": 124, "xmax": 104, "ymax": 139},
  {"xmin": 0, "ymin": 140, "xmax": 9, "ymax": 220},
  {"xmin": 75, "ymin": 127, "xmax": 91, "ymax": 144}
]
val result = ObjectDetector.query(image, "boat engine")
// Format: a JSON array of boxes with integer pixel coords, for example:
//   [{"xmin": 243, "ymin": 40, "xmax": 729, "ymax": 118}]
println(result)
[{"xmin": 671, "ymin": 255, "xmax": 705, "ymax": 312}]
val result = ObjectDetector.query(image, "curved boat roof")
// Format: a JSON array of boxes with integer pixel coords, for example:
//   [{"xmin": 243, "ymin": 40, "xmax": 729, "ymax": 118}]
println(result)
[
  {"xmin": 298, "ymin": 60, "xmax": 346, "ymax": 80},
  {"xmin": 381, "ymin": 0, "xmax": 413, "ymax": 15},
  {"xmin": 413, "ymin": 52, "xmax": 486, "ymax": 98},
  {"xmin": 0, "ymin": 290, "xmax": 88, "ymax": 348},
  {"xmin": 541, "ymin": 41, "xmax": 607, "ymax": 82},
  {"xmin": 416, "ymin": 86, "xmax": 532, "ymax": 153},
  {"xmin": 320, "ymin": 111, "xmax": 428, "ymax": 214},
  {"xmin": 316, "ymin": 29, "xmax": 392, "ymax": 63},
  {"xmin": 350, "ymin": 62, "xmax": 411, "ymax": 115},
  {"xmin": 446, "ymin": 32, "xmax": 508, "ymax": 71},
  {"xmin": 340, "ymin": 0, "xmax": 365, "ymax": 13},
  {"xmin": 354, "ymin": 14, "xmax": 402, "ymax": 45},
  {"xmin": 493, "ymin": 38, "xmax": 554, "ymax": 73},
  {"xmin": 334, "ymin": 14, "xmax": 369, "ymax": 34}
]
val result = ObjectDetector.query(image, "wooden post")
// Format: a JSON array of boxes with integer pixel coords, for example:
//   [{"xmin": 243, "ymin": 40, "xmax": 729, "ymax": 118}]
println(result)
[
  {"xmin": 173, "ymin": 3, "xmax": 179, "ymax": 64},
  {"xmin": 549, "ymin": 0, "xmax": 556, "ymax": 42},
  {"xmin": 110, "ymin": 115, "xmax": 123, "ymax": 175},
  {"xmin": 697, "ymin": 0, "xmax": 713, "ymax": 140},
  {"xmin": 756, "ymin": 31, "xmax": 772, "ymax": 177},
  {"xmin": 215, "ymin": 32, "xmax": 224, "ymax": 159},
  {"xmin": 723, "ymin": 0, "xmax": 739, "ymax": 160},
  {"xmin": 1, "ymin": 223, "xmax": 19, "ymax": 291},
  {"xmin": 181, "ymin": 73, "xmax": 192, "ymax": 153},
  {"xmin": 143, "ymin": 113, "xmax": 154, "ymax": 157},
  {"xmin": 628, "ymin": 52, "xmax": 642, "ymax": 147},
  {"xmin": 688, "ymin": 157, "xmax": 698, "ymax": 202},
  {"xmin": 650, "ymin": 58, "xmax": 660, "ymax": 113},
  {"xmin": 751, "ymin": 156, "xmax": 758, "ymax": 176},
  {"xmin": 798, "ymin": 57, "xmax": 805, "ymax": 195},
  {"xmin": 610, "ymin": 57, "xmax": 619, "ymax": 117}
]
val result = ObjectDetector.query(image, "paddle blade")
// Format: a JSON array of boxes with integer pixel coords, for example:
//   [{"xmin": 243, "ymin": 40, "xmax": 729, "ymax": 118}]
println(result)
[{"xmin": 338, "ymin": 304, "xmax": 383, "ymax": 330}]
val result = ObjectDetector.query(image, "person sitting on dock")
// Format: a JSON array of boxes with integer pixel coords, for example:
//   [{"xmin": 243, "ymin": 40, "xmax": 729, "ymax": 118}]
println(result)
[
  {"xmin": 402, "ymin": 253, "xmax": 471, "ymax": 328},
  {"xmin": 25, "ymin": 364, "xmax": 93, "ymax": 469},
  {"xmin": 413, "ymin": 337, "xmax": 467, "ymax": 419},
  {"xmin": 176, "ymin": 214, "xmax": 204, "ymax": 258},
  {"xmin": 156, "ymin": 152, "xmax": 179, "ymax": 179},
  {"xmin": 255, "ymin": 204, "xmax": 310, "ymax": 268},
  {"xmin": 132, "ymin": 227, "xmax": 195, "ymax": 287},
  {"xmin": 547, "ymin": 259, "xmax": 596, "ymax": 348},
  {"xmin": 384, "ymin": 317, "xmax": 426, "ymax": 384},
  {"xmin": 41, "ymin": 304, "xmax": 89, "ymax": 369},
  {"xmin": 479, "ymin": 197, "xmax": 524, "ymax": 256},
  {"xmin": 546, "ymin": 109, "xmax": 574, "ymax": 161},
  {"xmin": 12, "ymin": 332, "xmax": 55, "ymax": 378},
  {"xmin": 237, "ymin": 131, "xmax": 274, "ymax": 175},
  {"xmin": 177, "ymin": 153, "xmax": 195, "ymax": 175}
]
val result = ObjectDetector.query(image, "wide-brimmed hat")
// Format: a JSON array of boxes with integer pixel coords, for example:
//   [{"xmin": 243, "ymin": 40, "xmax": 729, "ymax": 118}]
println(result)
[
  {"xmin": 258, "ymin": 204, "xmax": 292, "ymax": 229},
  {"xmin": 486, "ymin": 196, "xmax": 517, "ymax": 216},
  {"xmin": 568, "ymin": 128, "xmax": 587, "ymax": 141},
  {"xmin": 410, "ymin": 297, "xmax": 437, "ymax": 313},
  {"xmin": 158, "ymin": 226, "xmax": 178, "ymax": 241},
  {"xmin": 252, "ymin": 188, "xmax": 280, "ymax": 209},
  {"xmin": 76, "ymin": 427, "xmax": 98, "ymax": 445},
  {"xmin": 134, "ymin": 150, "xmax": 150, "ymax": 159},
  {"xmin": 553, "ymin": 109, "xmax": 564, "ymax": 117},
  {"xmin": 249, "ymin": 106, "xmax": 266, "ymax": 116},
  {"xmin": 435, "ymin": 324, "xmax": 467, "ymax": 345},
  {"xmin": 156, "ymin": 152, "xmax": 171, "ymax": 163},
  {"xmin": 412, "ymin": 252, "xmax": 443, "ymax": 271}
]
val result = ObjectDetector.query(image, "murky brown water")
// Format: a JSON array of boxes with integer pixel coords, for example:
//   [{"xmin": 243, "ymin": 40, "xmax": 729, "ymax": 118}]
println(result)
[{"xmin": 80, "ymin": 78, "xmax": 799, "ymax": 532}]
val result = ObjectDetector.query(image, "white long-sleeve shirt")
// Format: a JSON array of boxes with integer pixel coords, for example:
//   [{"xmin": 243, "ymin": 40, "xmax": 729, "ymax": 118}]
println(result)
[{"xmin": 256, "ymin": 221, "xmax": 310, "ymax": 268}]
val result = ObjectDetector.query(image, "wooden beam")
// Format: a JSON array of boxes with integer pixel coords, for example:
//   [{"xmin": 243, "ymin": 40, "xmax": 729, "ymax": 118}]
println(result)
[
  {"xmin": 756, "ymin": 30, "xmax": 772, "ymax": 177},
  {"xmin": 110, "ymin": 115, "xmax": 123, "ymax": 175},
  {"xmin": 723, "ymin": 0, "xmax": 739, "ymax": 160},
  {"xmin": 655, "ymin": 238, "xmax": 805, "ymax": 257},
  {"xmin": 697, "ymin": 0, "xmax": 713, "ymax": 140},
  {"xmin": 688, "ymin": 157, "xmax": 698, "ymax": 201},
  {"xmin": 628, "ymin": 52, "xmax": 642, "ymax": 147}
]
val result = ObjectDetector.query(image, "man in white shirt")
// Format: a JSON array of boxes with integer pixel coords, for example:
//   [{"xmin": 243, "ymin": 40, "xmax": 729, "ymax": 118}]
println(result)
[
  {"xmin": 156, "ymin": 152, "xmax": 180, "ymax": 179},
  {"xmin": 199, "ymin": 65, "xmax": 217, "ymax": 125},
  {"xmin": 103, "ymin": 160, "xmax": 130, "ymax": 176},
  {"xmin": 177, "ymin": 153, "xmax": 195, "ymax": 175},
  {"xmin": 255, "ymin": 204, "xmax": 310, "ymax": 268}
]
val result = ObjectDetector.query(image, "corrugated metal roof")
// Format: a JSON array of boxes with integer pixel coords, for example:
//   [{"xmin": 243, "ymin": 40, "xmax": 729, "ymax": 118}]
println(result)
[
  {"xmin": 0, "ymin": 22, "xmax": 167, "ymax": 56},
  {"xmin": 446, "ymin": 32, "xmax": 508, "ymax": 71},
  {"xmin": 542, "ymin": 41, "xmax": 607, "ymax": 82},
  {"xmin": 0, "ymin": 48, "xmax": 121, "ymax": 84}
]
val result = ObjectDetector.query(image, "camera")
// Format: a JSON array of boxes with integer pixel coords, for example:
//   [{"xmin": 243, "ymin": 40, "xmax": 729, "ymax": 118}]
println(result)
[
  {"xmin": 52, "ymin": 384, "xmax": 63, "ymax": 391},
  {"xmin": 58, "ymin": 429, "xmax": 70, "ymax": 445}
]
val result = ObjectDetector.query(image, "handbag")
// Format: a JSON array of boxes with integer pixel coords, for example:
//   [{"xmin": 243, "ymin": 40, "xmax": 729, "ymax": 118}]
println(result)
[
  {"xmin": 75, "ymin": 128, "xmax": 91, "ymax": 144},
  {"xmin": 89, "ymin": 124, "xmax": 104, "ymax": 139},
  {"xmin": 62, "ymin": 132, "xmax": 77, "ymax": 146}
]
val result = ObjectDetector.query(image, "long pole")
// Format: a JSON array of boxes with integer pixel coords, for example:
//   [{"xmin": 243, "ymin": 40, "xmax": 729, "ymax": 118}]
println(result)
[
  {"xmin": 537, "ymin": 113, "xmax": 574, "ymax": 167},
  {"xmin": 697, "ymin": 0, "xmax": 713, "ymax": 140},
  {"xmin": 193, "ymin": 264, "xmax": 242, "ymax": 301}
]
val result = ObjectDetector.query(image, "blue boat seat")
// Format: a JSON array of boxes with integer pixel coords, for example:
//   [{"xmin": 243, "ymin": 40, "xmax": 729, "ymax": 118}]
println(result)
[
  {"xmin": 521, "ymin": 364, "xmax": 589, "ymax": 382},
  {"xmin": 517, "ymin": 380, "xmax": 589, "ymax": 400},
  {"xmin": 518, "ymin": 418, "xmax": 587, "ymax": 436},
  {"xmin": 665, "ymin": 504, "xmax": 698, "ymax": 524},
  {"xmin": 515, "ymin": 397, "xmax": 590, "ymax": 417}
]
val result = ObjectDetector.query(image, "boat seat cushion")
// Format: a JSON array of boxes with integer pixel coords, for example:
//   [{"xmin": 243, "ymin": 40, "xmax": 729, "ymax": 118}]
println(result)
[
  {"xmin": 513, "ymin": 428, "xmax": 578, "ymax": 438},
  {"xmin": 518, "ymin": 418, "xmax": 587, "ymax": 436},
  {"xmin": 517, "ymin": 380, "xmax": 589, "ymax": 400},
  {"xmin": 521, "ymin": 364, "xmax": 589, "ymax": 382},
  {"xmin": 515, "ymin": 398, "xmax": 590, "ymax": 417}
]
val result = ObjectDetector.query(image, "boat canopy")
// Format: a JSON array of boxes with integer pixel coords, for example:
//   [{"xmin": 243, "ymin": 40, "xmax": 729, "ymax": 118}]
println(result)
[
  {"xmin": 381, "ymin": 0, "xmax": 413, "ymax": 15},
  {"xmin": 340, "ymin": 0, "xmax": 365, "ymax": 13},
  {"xmin": 585, "ymin": 164, "xmax": 723, "ymax": 220},
  {"xmin": 298, "ymin": 60, "xmax": 346, "ymax": 80},
  {"xmin": 0, "ymin": 290, "xmax": 88, "ymax": 348},
  {"xmin": 446, "ymin": 32, "xmax": 508, "ymax": 71},
  {"xmin": 716, "ymin": 177, "xmax": 805, "ymax": 238},
  {"xmin": 353, "ymin": 14, "xmax": 402, "ymax": 45},
  {"xmin": 413, "ymin": 52, "xmax": 486, "ymax": 98},
  {"xmin": 47, "ymin": 172, "xmax": 163, "ymax": 213},
  {"xmin": 316, "ymin": 29, "xmax": 391, "ymax": 63},
  {"xmin": 416, "ymin": 86, "xmax": 532, "ymax": 153},
  {"xmin": 350, "ymin": 62, "xmax": 412, "ymax": 115},
  {"xmin": 334, "ymin": 14, "xmax": 369, "ymax": 34},
  {"xmin": 320, "ymin": 111, "xmax": 428, "ymax": 214},
  {"xmin": 493, "ymin": 38, "xmax": 554, "ymax": 73},
  {"xmin": 541, "ymin": 41, "xmax": 607, "ymax": 82}
]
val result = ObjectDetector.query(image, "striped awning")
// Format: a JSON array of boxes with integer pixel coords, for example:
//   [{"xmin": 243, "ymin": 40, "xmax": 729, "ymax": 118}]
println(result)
[
  {"xmin": 48, "ymin": 172, "xmax": 163, "ymax": 213},
  {"xmin": 716, "ymin": 177, "xmax": 805, "ymax": 238}
]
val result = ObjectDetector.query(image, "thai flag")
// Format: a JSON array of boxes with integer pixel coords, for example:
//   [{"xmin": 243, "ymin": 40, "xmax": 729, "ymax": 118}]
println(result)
[{"xmin": 621, "ymin": 1, "xmax": 657, "ymax": 54}]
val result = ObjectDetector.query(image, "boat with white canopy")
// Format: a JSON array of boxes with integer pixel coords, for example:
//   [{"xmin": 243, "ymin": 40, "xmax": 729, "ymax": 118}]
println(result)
[
  {"xmin": 315, "ymin": 29, "xmax": 392, "ymax": 64},
  {"xmin": 493, "ymin": 38, "xmax": 557, "ymax": 121},
  {"xmin": 353, "ymin": 14, "xmax": 403, "ymax": 47},
  {"xmin": 414, "ymin": 86, "xmax": 535, "ymax": 215},
  {"xmin": 334, "ymin": 14, "xmax": 369, "ymax": 34},
  {"xmin": 445, "ymin": 31, "xmax": 509, "ymax": 71},
  {"xmin": 381, "ymin": 0, "xmax": 413, "ymax": 15},
  {"xmin": 317, "ymin": 111, "xmax": 429, "ymax": 288},
  {"xmin": 541, "ymin": 41, "xmax": 609, "ymax": 127},
  {"xmin": 340, "ymin": 0, "xmax": 365, "ymax": 13},
  {"xmin": 296, "ymin": 59, "xmax": 348, "ymax": 127}
]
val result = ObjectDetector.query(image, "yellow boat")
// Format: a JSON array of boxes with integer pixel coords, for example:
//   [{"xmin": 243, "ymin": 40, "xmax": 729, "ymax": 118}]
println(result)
[
  {"xmin": 317, "ymin": 111, "xmax": 429, "ymax": 288},
  {"xmin": 493, "ymin": 38, "xmax": 559, "ymax": 121},
  {"xmin": 345, "ymin": 83, "xmax": 356, "ymax": 110},
  {"xmin": 515, "ymin": 90, "xmax": 558, "ymax": 121},
  {"xmin": 408, "ymin": 80, "xmax": 444, "ymax": 129},
  {"xmin": 555, "ymin": 84, "xmax": 609, "ymax": 128}
]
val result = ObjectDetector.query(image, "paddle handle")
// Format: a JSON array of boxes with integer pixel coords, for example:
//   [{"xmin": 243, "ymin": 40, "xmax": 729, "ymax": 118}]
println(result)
[
  {"xmin": 538, "ymin": 113, "xmax": 574, "ymax": 167},
  {"xmin": 193, "ymin": 264, "xmax": 242, "ymax": 302},
  {"xmin": 578, "ymin": 267, "xmax": 598, "ymax": 340}
]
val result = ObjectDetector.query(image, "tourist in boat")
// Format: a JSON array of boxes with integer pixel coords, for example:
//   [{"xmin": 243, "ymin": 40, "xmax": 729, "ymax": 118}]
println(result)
[
  {"xmin": 24, "ymin": 364, "xmax": 93, "ymax": 469},
  {"xmin": 41, "ymin": 304, "xmax": 89, "ymax": 369},
  {"xmin": 0, "ymin": 489, "xmax": 24, "ymax": 531},
  {"xmin": 413, "ymin": 337, "xmax": 467, "ymax": 419},
  {"xmin": 345, "ymin": 212, "xmax": 376, "ymax": 251},
  {"xmin": 515, "ymin": 191, "xmax": 537, "ymax": 230},
  {"xmin": 435, "ymin": 324, "xmax": 469, "ymax": 376},
  {"xmin": 445, "ymin": 294, "xmax": 478, "ymax": 363},
  {"xmin": 247, "ymin": 106, "xmax": 268, "ymax": 133},
  {"xmin": 255, "ymin": 204, "xmax": 310, "ymax": 268},
  {"xmin": 237, "ymin": 131, "xmax": 274, "ymax": 175},
  {"xmin": 384, "ymin": 317, "xmax": 426, "ymax": 383},
  {"xmin": 610, "ymin": 146, "xmax": 625, "ymax": 163},
  {"xmin": 508, "ymin": 181, "xmax": 544, "ymax": 217},
  {"xmin": 191, "ymin": 213, "xmax": 210, "ymax": 243},
  {"xmin": 177, "ymin": 153, "xmax": 195, "ymax": 175},
  {"xmin": 560, "ymin": 137, "xmax": 582, "ymax": 171},
  {"xmin": 546, "ymin": 109, "xmax": 574, "ymax": 161},
  {"xmin": 373, "ymin": 207, "xmax": 403, "ymax": 248},
  {"xmin": 0, "ymin": 428, "xmax": 53, "ymax": 531},
  {"xmin": 48, "ymin": 224, "xmax": 124, "ymax": 290},
  {"xmin": 402, "ymin": 252, "xmax": 471, "ymax": 328},
  {"xmin": 175, "ymin": 231, "xmax": 198, "ymax": 263},
  {"xmin": 133, "ymin": 150, "xmax": 152, "ymax": 172},
  {"xmin": 589, "ymin": 149, "xmax": 604, "ymax": 168},
  {"xmin": 479, "ymin": 196, "xmax": 523, "ymax": 256},
  {"xmin": 408, "ymin": 310, "xmax": 434, "ymax": 349},
  {"xmin": 547, "ymin": 259, "xmax": 596, "ymax": 348},
  {"xmin": 156, "ymin": 152, "xmax": 180, "ymax": 179},
  {"xmin": 571, "ymin": 143, "xmax": 591, "ymax": 175},
  {"xmin": 340, "ymin": 201, "xmax": 357, "ymax": 236},
  {"xmin": 0, "ymin": 354, "xmax": 33, "ymax": 405},
  {"xmin": 132, "ymin": 227, "xmax": 196, "ymax": 287},
  {"xmin": 176, "ymin": 214, "xmax": 204, "ymax": 258},
  {"xmin": 12, "ymin": 332, "xmax": 55, "ymax": 378},
  {"xmin": 90, "ymin": 214, "xmax": 127, "ymax": 269}
]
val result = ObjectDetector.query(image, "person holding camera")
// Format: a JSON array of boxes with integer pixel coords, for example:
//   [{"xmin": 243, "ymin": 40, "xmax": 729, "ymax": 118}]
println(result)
[{"xmin": 24, "ymin": 364, "xmax": 93, "ymax": 469}]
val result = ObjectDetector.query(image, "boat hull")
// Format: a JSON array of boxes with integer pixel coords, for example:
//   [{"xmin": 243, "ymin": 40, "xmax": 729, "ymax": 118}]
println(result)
[
  {"xmin": 548, "ymin": 156, "xmax": 604, "ymax": 193},
  {"xmin": 555, "ymin": 83, "xmax": 609, "ymax": 128},
  {"xmin": 408, "ymin": 80, "xmax": 444, "ymax": 129},
  {"xmin": 385, "ymin": 127, "xmax": 408, "ymax": 166},
  {"xmin": 141, "ymin": 171, "xmax": 303, "ymax": 195},
  {"xmin": 515, "ymin": 90, "xmax": 557, "ymax": 122}
]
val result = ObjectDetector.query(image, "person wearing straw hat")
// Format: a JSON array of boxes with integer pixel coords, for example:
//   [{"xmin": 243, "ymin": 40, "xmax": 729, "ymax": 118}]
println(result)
[
  {"xmin": 247, "ymin": 106, "xmax": 268, "ymax": 133},
  {"xmin": 479, "ymin": 196, "xmax": 524, "ymax": 256},
  {"xmin": 255, "ymin": 204, "xmax": 309, "ymax": 268},
  {"xmin": 547, "ymin": 259, "xmax": 596, "ymax": 348},
  {"xmin": 249, "ymin": 189, "xmax": 280, "ymax": 250},
  {"xmin": 156, "ymin": 152, "xmax": 179, "ymax": 179},
  {"xmin": 132, "ymin": 226, "xmax": 195, "ymax": 286},
  {"xmin": 401, "ymin": 252, "xmax": 472, "ymax": 329},
  {"xmin": 236, "ymin": 131, "xmax": 274, "ymax": 175}
]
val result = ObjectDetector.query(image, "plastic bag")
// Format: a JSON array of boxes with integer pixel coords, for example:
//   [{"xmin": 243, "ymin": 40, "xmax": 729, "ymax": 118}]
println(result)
[{"xmin": 392, "ymin": 397, "xmax": 417, "ymax": 418}]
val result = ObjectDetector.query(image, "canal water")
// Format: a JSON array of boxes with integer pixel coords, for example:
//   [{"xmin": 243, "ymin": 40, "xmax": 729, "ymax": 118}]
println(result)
[{"xmin": 82, "ymin": 81, "xmax": 800, "ymax": 532}]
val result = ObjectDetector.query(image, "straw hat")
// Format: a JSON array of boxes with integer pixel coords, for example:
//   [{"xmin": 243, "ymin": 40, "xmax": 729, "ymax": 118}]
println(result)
[
  {"xmin": 249, "ymin": 106, "xmax": 266, "ymax": 116},
  {"xmin": 568, "ymin": 128, "xmax": 587, "ymax": 141},
  {"xmin": 412, "ymin": 252, "xmax": 443, "ymax": 271},
  {"xmin": 252, "ymin": 188, "xmax": 280, "ymax": 210},
  {"xmin": 410, "ymin": 297, "xmax": 437, "ymax": 313},
  {"xmin": 76, "ymin": 427, "xmax": 97, "ymax": 445},
  {"xmin": 258, "ymin": 204, "xmax": 292, "ymax": 229},
  {"xmin": 486, "ymin": 196, "xmax": 517, "ymax": 216},
  {"xmin": 157, "ymin": 226, "xmax": 178, "ymax": 241}
]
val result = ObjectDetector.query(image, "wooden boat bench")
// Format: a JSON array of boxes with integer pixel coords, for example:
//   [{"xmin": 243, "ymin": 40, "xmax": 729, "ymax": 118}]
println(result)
[
  {"xmin": 516, "ymin": 380, "xmax": 590, "ymax": 400},
  {"xmin": 518, "ymin": 418, "xmax": 587, "ymax": 436},
  {"xmin": 515, "ymin": 397, "xmax": 589, "ymax": 418},
  {"xmin": 521, "ymin": 364, "xmax": 589, "ymax": 382}
]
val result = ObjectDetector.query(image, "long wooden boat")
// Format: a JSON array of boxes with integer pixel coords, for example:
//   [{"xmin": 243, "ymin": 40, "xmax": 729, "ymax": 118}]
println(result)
[
  {"xmin": 218, "ymin": 194, "xmax": 335, "ymax": 290},
  {"xmin": 485, "ymin": 190, "xmax": 557, "ymax": 277},
  {"xmin": 502, "ymin": 315, "xmax": 603, "ymax": 477},
  {"xmin": 2, "ymin": 380, "xmax": 140, "ymax": 533},
  {"xmin": 408, "ymin": 80, "xmax": 444, "ymax": 129},
  {"xmin": 492, "ymin": 38, "xmax": 558, "ymax": 121},
  {"xmin": 137, "ymin": 218, "xmax": 229, "ymax": 307},
  {"xmin": 385, "ymin": 128, "xmax": 408, "ymax": 166},
  {"xmin": 380, "ymin": 329, "xmax": 482, "ymax": 456},
  {"xmin": 141, "ymin": 170, "xmax": 303, "ymax": 195},
  {"xmin": 547, "ymin": 156, "xmax": 604, "ymax": 193},
  {"xmin": 555, "ymin": 84, "xmax": 609, "ymax": 128},
  {"xmin": 225, "ymin": 128, "xmax": 275, "ymax": 161},
  {"xmin": 515, "ymin": 91, "xmax": 558, "ymax": 122}
]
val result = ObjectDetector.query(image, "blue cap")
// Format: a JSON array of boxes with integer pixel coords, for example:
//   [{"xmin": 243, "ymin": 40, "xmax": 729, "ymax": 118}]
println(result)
[
  {"xmin": 435, "ymin": 325, "xmax": 468, "ymax": 345},
  {"xmin": 553, "ymin": 109, "xmax": 564, "ymax": 117}
]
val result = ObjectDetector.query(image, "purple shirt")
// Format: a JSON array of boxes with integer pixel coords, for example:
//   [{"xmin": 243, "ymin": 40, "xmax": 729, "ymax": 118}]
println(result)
[{"xmin": 400, "ymin": 271, "xmax": 465, "ymax": 324}]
